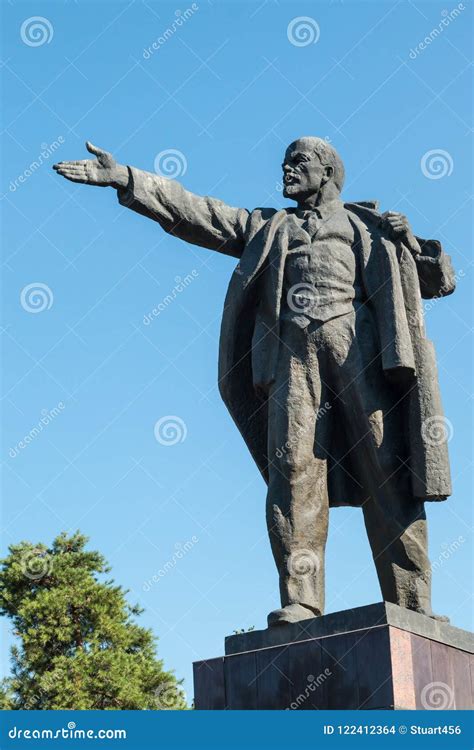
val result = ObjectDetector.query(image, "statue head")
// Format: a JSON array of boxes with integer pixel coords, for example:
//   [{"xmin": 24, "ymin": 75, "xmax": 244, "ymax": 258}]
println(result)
[{"xmin": 282, "ymin": 137, "xmax": 345, "ymax": 203}]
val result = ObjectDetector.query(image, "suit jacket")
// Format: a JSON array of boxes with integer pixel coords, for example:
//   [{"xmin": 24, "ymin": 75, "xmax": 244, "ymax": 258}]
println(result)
[{"xmin": 118, "ymin": 168, "xmax": 456, "ymax": 504}]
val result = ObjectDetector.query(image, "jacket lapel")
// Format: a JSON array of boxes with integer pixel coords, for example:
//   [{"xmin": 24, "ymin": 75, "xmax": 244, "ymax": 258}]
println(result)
[{"xmin": 242, "ymin": 209, "xmax": 288, "ymax": 289}]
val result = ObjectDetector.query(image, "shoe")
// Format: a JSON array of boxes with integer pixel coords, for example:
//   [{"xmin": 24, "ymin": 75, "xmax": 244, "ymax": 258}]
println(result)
[
  {"xmin": 267, "ymin": 603, "xmax": 321, "ymax": 627},
  {"xmin": 416, "ymin": 608, "xmax": 450, "ymax": 623}
]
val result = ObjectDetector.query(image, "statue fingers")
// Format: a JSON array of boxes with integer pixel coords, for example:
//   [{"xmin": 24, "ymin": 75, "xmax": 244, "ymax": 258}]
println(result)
[
  {"xmin": 55, "ymin": 170, "xmax": 86, "ymax": 179},
  {"xmin": 55, "ymin": 165, "xmax": 87, "ymax": 175},
  {"xmin": 86, "ymin": 141, "xmax": 106, "ymax": 157},
  {"xmin": 381, "ymin": 211, "xmax": 407, "ymax": 228},
  {"xmin": 58, "ymin": 171, "xmax": 89, "ymax": 184},
  {"xmin": 380, "ymin": 212, "xmax": 400, "ymax": 228},
  {"xmin": 55, "ymin": 166, "xmax": 88, "ymax": 182},
  {"xmin": 86, "ymin": 140, "xmax": 113, "ymax": 166},
  {"xmin": 385, "ymin": 217, "xmax": 406, "ymax": 230},
  {"xmin": 389, "ymin": 226, "xmax": 406, "ymax": 237},
  {"xmin": 387, "ymin": 219, "xmax": 405, "ymax": 228},
  {"xmin": 53, "ymin": 160, "xmax": 91, "ymax": 170}
]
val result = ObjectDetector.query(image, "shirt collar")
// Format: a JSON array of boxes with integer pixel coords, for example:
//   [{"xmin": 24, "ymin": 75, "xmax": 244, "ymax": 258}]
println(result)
[{"xmin": 293, "ymin": 198, "xmax": 344, "ymax": 223}]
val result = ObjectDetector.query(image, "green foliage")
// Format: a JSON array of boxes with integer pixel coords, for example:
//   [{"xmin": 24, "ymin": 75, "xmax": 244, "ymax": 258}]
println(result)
[
  {"xmin": 0, "ymin": 681, "xmax": 14, "ymax": 709},
  {"xmin": 232, "ymin": 626, "xmax": 255, "ymax": 635},
  {"xmin": 0, "ymin": 531, "xmax": 186, "ymax": 710}
]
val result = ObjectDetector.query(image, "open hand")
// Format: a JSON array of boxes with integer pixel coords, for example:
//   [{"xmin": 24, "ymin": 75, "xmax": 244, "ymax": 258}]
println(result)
[{"xmin": 53, "ymin": 141, "xmax": 127, "ymax": 187}]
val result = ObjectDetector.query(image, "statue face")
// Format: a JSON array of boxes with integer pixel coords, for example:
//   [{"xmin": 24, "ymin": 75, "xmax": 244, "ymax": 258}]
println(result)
[{"xmin": 282, "ymin": 139, "xmax": 331, "ymax": 201}]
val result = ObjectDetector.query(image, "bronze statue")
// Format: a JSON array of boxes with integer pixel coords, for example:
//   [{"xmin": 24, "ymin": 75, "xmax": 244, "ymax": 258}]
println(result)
[{"xmin": 54, "ymin": 137, "xmax": 455, "ymax": 625}]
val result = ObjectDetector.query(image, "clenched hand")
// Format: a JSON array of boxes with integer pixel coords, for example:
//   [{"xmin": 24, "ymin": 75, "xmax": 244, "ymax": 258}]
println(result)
[{"xmin": 380, "ymin": 211, "xmax": 420, "ymax": 255}]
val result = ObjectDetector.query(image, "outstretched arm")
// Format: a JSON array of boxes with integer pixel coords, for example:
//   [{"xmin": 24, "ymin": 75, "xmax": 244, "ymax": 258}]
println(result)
[
  {"xmin": 53, "ymin": 142, "xmax": 249, "ymax": 259},
  {"xmin": 380, "ymin": 211, "xmax": 456, "ymax": 299}
]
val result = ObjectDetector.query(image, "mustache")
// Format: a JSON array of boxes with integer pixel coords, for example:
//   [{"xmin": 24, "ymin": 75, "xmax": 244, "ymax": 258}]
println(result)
[
  {"xmin": 283, "ymin": 164, "xmax": 305, "ymax": 183},
  {"xmin": 283, "ymin": 171, "xmax": 301, "ymax": 184}
]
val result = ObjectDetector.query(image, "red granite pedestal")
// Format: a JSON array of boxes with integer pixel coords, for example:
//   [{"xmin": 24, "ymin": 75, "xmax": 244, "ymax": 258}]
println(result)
[{"xmin": 193, "ymin": 603, "xmax": 473, "ymax": 710}]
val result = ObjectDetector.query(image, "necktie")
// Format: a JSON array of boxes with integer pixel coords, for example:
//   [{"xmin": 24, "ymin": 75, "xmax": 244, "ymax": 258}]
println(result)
[{"xmin": 301, "ymin": 211, "xmax": 320, "ymax": 240}]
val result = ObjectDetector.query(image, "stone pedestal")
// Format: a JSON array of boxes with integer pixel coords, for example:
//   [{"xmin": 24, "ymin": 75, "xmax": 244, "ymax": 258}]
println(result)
[{"xmin": 193, "ymin": 602, "xmax": 473, "ymax": 710}]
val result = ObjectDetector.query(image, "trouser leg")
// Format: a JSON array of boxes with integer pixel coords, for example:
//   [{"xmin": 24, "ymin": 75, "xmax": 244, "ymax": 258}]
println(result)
[
  {"xmin": 362, "ymin": 493, "xmax": 431, "ymax": 611},
  {"xmin": 348, "ymin": 388, "xmax": 432, "ymax": 612},
  {"xmin": 329, "ymin": 311, "xmax": 432, "ymax": 613},
  {"xmin": 266, "ymin": 324, "xmax": 329, "ymax": 615}
]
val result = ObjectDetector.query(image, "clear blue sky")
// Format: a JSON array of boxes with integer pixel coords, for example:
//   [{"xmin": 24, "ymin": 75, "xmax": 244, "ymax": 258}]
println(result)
[{"xmin": 1, "ymin": 0, "xmax": 472, "ymax": 701}]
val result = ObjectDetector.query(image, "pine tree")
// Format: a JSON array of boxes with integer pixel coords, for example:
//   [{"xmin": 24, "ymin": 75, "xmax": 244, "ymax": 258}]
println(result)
[{"xmin": 0, "ymin": 531, "xmax": 187, "ymax": 710}]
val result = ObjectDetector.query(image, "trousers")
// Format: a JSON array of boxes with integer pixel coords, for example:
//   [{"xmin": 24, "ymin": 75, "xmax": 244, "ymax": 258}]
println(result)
[{"xmin": 266, "ymin": 307, "xmax": 431, "ymax": 615}]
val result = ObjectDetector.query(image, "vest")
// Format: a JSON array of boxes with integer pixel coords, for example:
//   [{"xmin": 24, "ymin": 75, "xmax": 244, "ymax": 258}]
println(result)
[{"xmin": 281, "ymin": 209, "xmax": 361, "ymax": 326}]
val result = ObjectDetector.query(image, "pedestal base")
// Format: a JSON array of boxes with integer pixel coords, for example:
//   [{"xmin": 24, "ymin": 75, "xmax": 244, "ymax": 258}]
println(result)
[{"xmin": 193, "ymin": 603, "xmax": 473, "ymax": 710}]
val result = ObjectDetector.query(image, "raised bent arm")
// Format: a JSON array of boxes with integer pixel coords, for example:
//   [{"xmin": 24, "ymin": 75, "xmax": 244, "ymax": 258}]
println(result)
[{"xmin": 53, "ymin": 142, "xmax": 249, "ymax": 259}]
